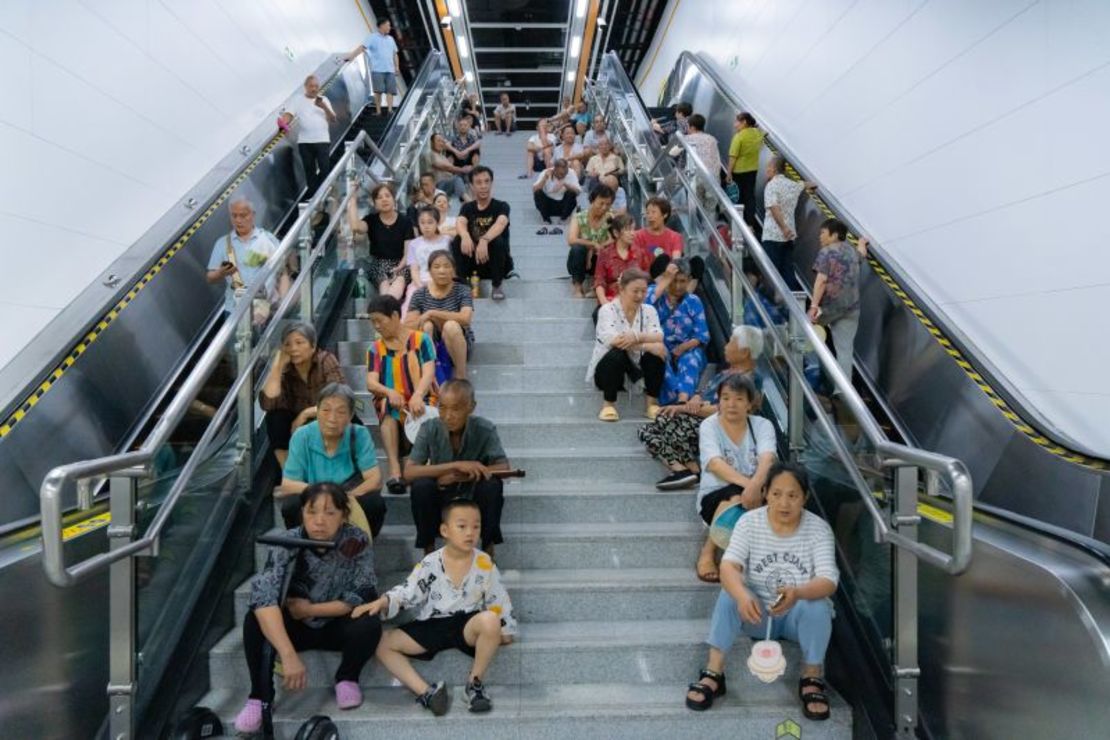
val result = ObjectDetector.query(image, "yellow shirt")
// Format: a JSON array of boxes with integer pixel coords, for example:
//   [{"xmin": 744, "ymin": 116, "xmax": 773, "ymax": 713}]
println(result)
[{"xmin": 728, "ymin": 127, "xmax": 765, "ymax": 174}]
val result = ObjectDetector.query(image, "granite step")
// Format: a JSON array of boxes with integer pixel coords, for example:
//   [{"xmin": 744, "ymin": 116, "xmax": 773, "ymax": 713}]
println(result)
[
  {"xmin": 210, "ymin": 618, "xmax": 809, "ymax": 691},
  {"xmin": 255, "ymin": 521, "xmax": 705, "ymax": 573},
  {"xmin": 198, "ymin": 681, "xmax": 850, "ymax": 740},
  {"xmin": 236, "ymin": 568, "xmax": 718, "ymax": 625},
  {"xmin": 365, "ymin": 418, "xmax": 643, "ymax": 449}
]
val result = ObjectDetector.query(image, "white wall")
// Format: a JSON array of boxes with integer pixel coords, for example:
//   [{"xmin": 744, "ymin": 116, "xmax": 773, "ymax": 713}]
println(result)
[
  {"xmin": 0, "ymin": 0, "xmax": 371, "ymax": 373},
  {"xmin": 638, "ymin": 0, "xmax": 1110, "ymax": 455}
]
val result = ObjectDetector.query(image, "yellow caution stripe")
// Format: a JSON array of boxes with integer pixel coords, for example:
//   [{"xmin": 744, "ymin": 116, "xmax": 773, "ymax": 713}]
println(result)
[
  {"xmin": 765, "ymin": 142, "xmax": 1109, "ymax": 474},
  {"xmin": 61, "ymin": 512, "xmax": 112, "ymax": 542},
  {"xmin": 0, "ymin": 72, "xmax": 347, "ymax": 441}
]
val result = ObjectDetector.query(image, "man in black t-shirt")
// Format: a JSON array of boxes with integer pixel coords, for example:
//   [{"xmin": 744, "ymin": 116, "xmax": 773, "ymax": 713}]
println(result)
[{"xmin": 454, "ymin": 166, "xmax": 513, "ymax": 301}]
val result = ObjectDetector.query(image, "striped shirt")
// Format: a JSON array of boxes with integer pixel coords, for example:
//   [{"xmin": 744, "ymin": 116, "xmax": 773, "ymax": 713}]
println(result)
[
  {"xmin": 367, "ymin": 331, "xmax": 437, "ymax": 422},
  {"xmin": 407, "ymin": 284, "xmax": 475, "ymax": 345},
  {"xmin": 722, "ymin": 507, "xmax": 839, "ymax": 606}
]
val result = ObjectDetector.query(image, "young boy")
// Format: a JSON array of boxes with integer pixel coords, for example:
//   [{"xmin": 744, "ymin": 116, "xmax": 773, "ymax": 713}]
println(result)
[
  {"xmin": 807, "ymin": 218, "xmax": 866, "ymax": 387},
  {"xmin": 353, "ymin": 499, "xmax": 516, "ymax": 715}
]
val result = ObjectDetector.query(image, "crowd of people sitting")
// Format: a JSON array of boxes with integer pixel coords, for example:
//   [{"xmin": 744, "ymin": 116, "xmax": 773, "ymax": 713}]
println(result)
[{"xmin": 209, "ymin": 81, "xmax": 855, "ymax": 732}]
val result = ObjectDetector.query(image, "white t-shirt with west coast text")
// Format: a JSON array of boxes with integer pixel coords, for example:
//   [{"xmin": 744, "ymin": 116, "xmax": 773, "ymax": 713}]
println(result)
[{"xmin": 723, "ymin": 507, "xmax": 839, "ymax": 606}]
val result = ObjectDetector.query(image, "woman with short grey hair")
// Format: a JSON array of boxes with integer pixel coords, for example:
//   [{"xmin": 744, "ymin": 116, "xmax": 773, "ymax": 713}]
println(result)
[
  {"xmin": 260, "ymin": 322, "xmax": 345, "ymax": 467},
  {"xmin": 277, "ymin": 382, "xmax": 386, "ymax": 537},
  {"xmin": 638, "ymin": 322, "xmax": 766, "ymax": 502}
]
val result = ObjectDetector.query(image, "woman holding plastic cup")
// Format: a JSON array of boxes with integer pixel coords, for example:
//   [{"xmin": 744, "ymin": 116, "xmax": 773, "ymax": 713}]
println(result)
[{"xmin": 685, "ymin": 463, "xmax": 838, "ymax": 721}]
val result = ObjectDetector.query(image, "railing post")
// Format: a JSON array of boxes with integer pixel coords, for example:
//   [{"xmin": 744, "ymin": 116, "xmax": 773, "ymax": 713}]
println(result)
[
  {"xmin": 786, "ymin": 295, "xmax": 808, "ymax": 459},
  {"xmin": 235, "ymin": 308, "xmax": 254, "ymax": 480},
  {"xmin": 892, "ymin": 465, "xmax": 921, "ymax": 737},
  {"xmin": 106, "ymin": 474, "xmax": 138, "ymax": 740},
  {"xmin": 297, "ymin": 202, "xmax": 313, "ymax": 321}
]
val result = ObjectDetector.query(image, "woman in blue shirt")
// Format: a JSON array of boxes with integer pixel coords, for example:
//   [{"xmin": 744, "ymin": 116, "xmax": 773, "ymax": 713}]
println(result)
[
  {"xmin": 278, "ymin": 383, "xmax": 384, "ymax": 536},
  {"xmin": 648, "ymin": 258, "xmax": 710, "ymax": 405}
]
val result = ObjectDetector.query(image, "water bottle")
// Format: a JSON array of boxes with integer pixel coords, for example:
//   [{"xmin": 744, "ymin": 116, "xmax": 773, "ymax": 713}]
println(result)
[
  {"xmin": 354, "ymin": 268, "xmax": 371, "ymax": 298},
  {"xmin": 470, "ymin": 274, "xmax": 480, "ymax": 299}
]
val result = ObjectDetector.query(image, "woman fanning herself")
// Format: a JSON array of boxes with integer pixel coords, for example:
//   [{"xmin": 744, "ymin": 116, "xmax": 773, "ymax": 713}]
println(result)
[
  {"xmin": 587, "ymin": 268, "xmax": 666, "ymax": 422},
  {"xmin": 347, "ymin": 181, "xmax": 414, "ymax": 299},
  {"xmin": 648, "ymin": 259, "xmax": 709, "ymax": 405},
  {"xmin": 685, "ymin": 463, "xmax": 837, "ymax": 722},
  {"xmin": 639, "ymin": 325, "xmax": 765, "ymax": 493},
  {"xmin": 366, "ymin": 294, "xmax": 438, "ymax": 495},
  {"xmin": 233, "ymin": 483, "xmax": 381, "ymax": 733},
  {"xmin": 404, "ymin": 250, "xmax": 475, "ymax": 380}
]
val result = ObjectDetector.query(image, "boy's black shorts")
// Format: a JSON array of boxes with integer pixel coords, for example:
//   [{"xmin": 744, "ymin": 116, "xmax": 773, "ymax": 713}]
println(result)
[{"xmin": 399, "ymin": 611, "xmax": 480, "ymax": 660}]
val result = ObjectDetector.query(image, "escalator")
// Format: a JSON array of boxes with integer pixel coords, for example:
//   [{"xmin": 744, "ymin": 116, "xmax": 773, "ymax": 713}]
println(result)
[
  {"xmin": 0, "ymin": 50, "xmax": 448, "ymax": 739},
  {"xmin": 592, "ymin": 51, "xmax": 1110, "ymax": 738}
]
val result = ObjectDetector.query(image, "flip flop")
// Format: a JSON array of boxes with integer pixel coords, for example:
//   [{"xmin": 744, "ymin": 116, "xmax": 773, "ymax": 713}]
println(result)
[
  {"xmin": 536, "ymin": 226, "xmax": 549, "ymax": 235},
  {"xmin": 696, "ymin": 557, "xmax": 720, "ymax": 583},
  {"xmin": 598, "ymin": 406, "xmax": 620, "ymax": 422}
]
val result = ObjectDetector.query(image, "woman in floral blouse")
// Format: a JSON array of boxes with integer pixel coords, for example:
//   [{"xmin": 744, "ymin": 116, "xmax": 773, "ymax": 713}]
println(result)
[{"xmin": 648, "ymin": 258, "xmax": 710, "ymax": 405}]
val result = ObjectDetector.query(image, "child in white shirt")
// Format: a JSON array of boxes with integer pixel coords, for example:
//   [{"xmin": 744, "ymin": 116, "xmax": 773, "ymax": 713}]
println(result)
[
  {"xmin": 354, "ymin": 499, "xmax": 516, "ymax": 715},
  {"xmin": 401, "ymin": 206, "xmax": 451, "ymax": 316}
]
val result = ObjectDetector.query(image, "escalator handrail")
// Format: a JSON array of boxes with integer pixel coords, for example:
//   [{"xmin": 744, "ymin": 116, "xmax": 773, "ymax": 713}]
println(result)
[
  {"xmin": 675, "ymin": 50, "xmax": 1102, "ymax": 464},
  {"xmin": 37, "ymin": 54, "xmax": 460, "ymax": 588},
  {"xmin": 590, "ymin": 52, "xmax": 973, "ymax": 575}
]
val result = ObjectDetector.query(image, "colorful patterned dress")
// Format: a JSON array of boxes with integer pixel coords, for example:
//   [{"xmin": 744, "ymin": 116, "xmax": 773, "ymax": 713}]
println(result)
[{"xmin": 647, "ymin": 284, "xmax": 710, "ymax": 404}]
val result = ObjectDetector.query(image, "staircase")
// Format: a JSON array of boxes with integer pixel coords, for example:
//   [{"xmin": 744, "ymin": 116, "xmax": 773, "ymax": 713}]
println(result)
[{"xmin": 198, "ymin": 133, "xmax": 852, "ymax": 738}]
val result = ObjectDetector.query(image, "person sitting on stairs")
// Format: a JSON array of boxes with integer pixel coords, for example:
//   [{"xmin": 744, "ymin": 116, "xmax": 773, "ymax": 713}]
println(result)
[
  {"xmin": 404, "ymin": 250, "xmax": 475, "ymax": 380},
  {"xmin": 404, "ymin": 379, "xmax": 508, "ymax": 558},
  {"xmin": 686, "ymin": 463, "xmax": 837, "ymax": 722},
  {"xmin": 587, "ymin": 268, "xmax": 666, "ymax": 422},
  {"xmin": 694, "ymin": 374, "xmax": 776, "ymax": 582},
  {"xmin": 234, "ymin": 483, "xmax": 382, "ymax": 733},
  {"xmin": 354, "ymin": 497, "xmax": 516, "ymax": 716},
  {"xmin": 365, "ymin": 294, "xmax": 439, "ymax": 496}
]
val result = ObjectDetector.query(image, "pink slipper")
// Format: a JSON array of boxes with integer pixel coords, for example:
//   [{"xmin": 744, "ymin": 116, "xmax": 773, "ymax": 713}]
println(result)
[
  {"xmin": 234, "ymin": 699, "xmax": 262, "ymax": 733},
  {"xmin": 335, "ymin": 680, "xmax": 363, "ymax": 710}
]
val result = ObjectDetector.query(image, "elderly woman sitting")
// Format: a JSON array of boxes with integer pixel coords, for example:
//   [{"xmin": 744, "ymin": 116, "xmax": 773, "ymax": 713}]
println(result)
[
  {"xmin": 428, "ymin": 132, "xmax": 473, "ymax": 203},
  {"xmin": 404, "ymin": 250, "xmax": 474, "ymax": 380},
  {"xmin": 639, "ymin": 325, "xmax": 766, "ymax": 491},
  {"xmin": 648, "ymin": 259, "xmax": 710, "ymax": 406},
  {"xmin": 566, "ymin": 184, "xmax": 615, "ymax": 298},
  {"xmin": 685, "ymin": 463, "xmax": 837, "ymax": 722},
  {"xmin": 278, "ymin": 383, "xmax": 384, "ymax": 537},
  {"xmin": 233, "ymin": 482, "xmax": 382, "ymax": 733},
  {"xmin": 587, "ymin": 268, "xmax": 666, "ymax": 422},
  {"xmin": 260, "ymin": 322, "xmax": 344, "ymax": 467}
]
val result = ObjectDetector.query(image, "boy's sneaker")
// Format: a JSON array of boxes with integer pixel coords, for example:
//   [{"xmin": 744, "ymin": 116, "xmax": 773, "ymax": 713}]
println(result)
[
  {"xmin": 465, "ymin": 678, "xmax": 492, "ymax": 713},
  {"xmin": 655, "ymin": 470, "xmax": 699, "ymax": 490},
  {"xmin": 233, "ymin": 699, "xmax": 262, "ymax": 734},
  {"xmin": 416, "ymin": 681, "xmax": 449, "ymax": 716}
]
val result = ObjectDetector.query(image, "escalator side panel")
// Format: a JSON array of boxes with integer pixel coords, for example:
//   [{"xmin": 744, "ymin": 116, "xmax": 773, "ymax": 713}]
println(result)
[
  {"xmin": 0, "ymin": 67, "xmax": 369, "ymax": 530},
  {"xmin": 918, "ymin": 516, "xmax": 1110, "ymax": 739},
  {"xmin": 660, "ymin": 53, "xmax": 1109, "ymax": 541}
]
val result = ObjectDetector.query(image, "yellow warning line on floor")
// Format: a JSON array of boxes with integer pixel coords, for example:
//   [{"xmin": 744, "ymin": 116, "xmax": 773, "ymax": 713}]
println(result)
[{"xmin": 771, "ymin": 144, "xmax": 1107, "ymax": 474}]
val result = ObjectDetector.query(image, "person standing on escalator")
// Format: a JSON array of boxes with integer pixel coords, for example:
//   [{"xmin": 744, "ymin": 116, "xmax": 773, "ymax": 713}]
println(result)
[
  {"xmin": 279, "ymin": 75, "xmax": 336, "ymax": 200},
  {"xmin": 347, "ymin": 16, "xmax": 400, "ymax": 116},
  {"xmin": 205, "ymin": 197, "xmax": 281, "ymax": 317},
  {"xmin": 761, "ymin": 155, "xmax": 817, "ymax": 290},
  {"xmin": 808, "ymin": 218, "xmax": 866, "ymax": 388},
  {"xmin": 726, "ymin": 112, "xmax": 765, "ymax": 237}
]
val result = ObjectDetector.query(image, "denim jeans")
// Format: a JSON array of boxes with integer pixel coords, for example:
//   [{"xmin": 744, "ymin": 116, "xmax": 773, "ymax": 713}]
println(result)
[{"xmin": 706, "ymin": 588, "xmax": 833, "ymax": 666}]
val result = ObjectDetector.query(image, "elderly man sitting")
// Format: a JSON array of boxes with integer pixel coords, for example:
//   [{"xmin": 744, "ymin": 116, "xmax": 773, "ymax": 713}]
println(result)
[{"xmin": 405, "ymin": 379, "xmax": 511, "ymax": 558}]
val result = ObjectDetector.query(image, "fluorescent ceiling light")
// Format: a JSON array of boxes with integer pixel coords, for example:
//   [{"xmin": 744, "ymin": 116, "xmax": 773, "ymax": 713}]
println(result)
[
  {"xmin": 570, "ymin": 35, "xmax": 582, "ymax": 59},
  {"xmin": 566, "ymin": 71, "xmax": 576, "ymax": 81},
  {"xmin": 456, "ymin": 35, "xmax": 469, "ymax": 58},
  {"xmin": 440, "ymin": 15, "xmax": 452, "ymax": 26},
  {"xmin": 576, "ymin": 0, "xmax": 589, "ymax": 18},
  {"xmin": 465, "ymin": 71, "xmax": 474, "ymax": 82},
  {"xmin": 447, "ymin": 0, "xmax": 461, "ymax": 17}
]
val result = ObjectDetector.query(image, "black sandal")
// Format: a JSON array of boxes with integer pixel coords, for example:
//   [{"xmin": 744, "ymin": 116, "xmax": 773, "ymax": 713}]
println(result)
[
  {"xmin": 798, "ymin": 676, "xmax": 830, "ymax": 721},
  {"xmin": 386, "ymin": 478, "xmax": 407, "ymax": 495},
  {"xmin": 685, "ymin": 669, "xmax": 726, "ymax": 711}
]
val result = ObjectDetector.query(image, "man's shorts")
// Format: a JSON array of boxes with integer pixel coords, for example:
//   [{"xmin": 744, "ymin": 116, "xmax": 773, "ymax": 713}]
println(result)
[
  {"xmin": 399, "ymin": 611, "xmax": 479, "ymax": 660},
  {"xmin": 371, "ymin": 71, "xmax": 398, "ymax": 96}
]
